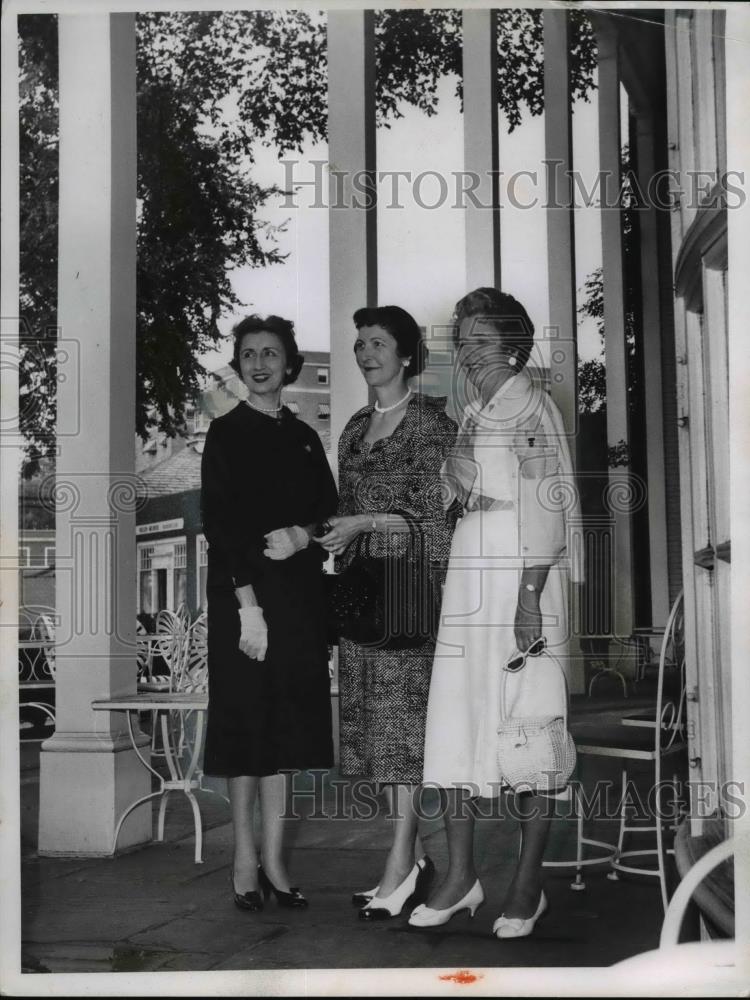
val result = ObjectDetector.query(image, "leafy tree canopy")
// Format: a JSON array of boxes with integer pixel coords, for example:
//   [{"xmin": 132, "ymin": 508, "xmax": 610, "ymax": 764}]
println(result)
[{"xmin": 19, "ymin": 9, "xmax": 596, "ymax": 474}]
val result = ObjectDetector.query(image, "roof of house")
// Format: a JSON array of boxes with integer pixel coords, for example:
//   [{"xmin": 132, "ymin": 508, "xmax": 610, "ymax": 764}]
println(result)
[
  {"xmin": 137, "ymin": 440, "xmax": 204, "ymax": 500},
  {"xmin": 137, "ymin": 418, "xmax": 331, "ymax": 501}
]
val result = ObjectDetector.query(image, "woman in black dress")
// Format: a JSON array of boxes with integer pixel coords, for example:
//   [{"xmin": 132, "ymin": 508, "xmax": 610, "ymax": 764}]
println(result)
[
  {"xmin": 200, "ymin": 315, "xmax": 337, "ymax": 911},
  {"xmin": 317, "ymin": 306, "xmax": 457, "ymax": 920}
]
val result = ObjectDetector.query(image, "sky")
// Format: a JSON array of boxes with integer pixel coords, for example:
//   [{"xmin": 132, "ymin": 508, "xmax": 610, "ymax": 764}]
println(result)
[{"xmin": 200, "ymin": 63, "xmax": 616, "ymax": 378}]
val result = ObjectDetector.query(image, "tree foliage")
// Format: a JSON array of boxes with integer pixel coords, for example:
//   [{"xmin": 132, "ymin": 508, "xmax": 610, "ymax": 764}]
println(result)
[
  {"xmin": 18, "ymin": 15, "xmax": 58, "ymax": 475},
  {"xmin": 19, "ymin": 9, "xmax": 596, "ymax": 471},
  {"xmin": 375, "ymin": 8, "xmax": 595, "ymax": 131},
  {"xmin": 577, "ymin": 144, "xmax": 641, "ymax": 426}
]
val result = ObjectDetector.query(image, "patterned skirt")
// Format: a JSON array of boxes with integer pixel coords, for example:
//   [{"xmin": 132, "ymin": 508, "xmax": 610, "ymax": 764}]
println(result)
[{"xmin": 338, "ymin": 636, "xmax": 436, "ymax": 784}]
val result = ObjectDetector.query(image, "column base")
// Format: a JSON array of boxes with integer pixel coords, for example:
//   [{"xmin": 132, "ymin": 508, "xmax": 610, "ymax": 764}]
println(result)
[
  {"xmin": 567, "ymin": 637, "xmax": 587, "ymax": 695},
  {"xmin": 38, "ymin": 737, "xmax": 152, "ymax": 857}
]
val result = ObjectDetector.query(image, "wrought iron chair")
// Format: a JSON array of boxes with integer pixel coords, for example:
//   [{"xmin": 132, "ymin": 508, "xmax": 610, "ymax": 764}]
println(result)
[{"xmin": 572, "ymin": 590, "xmax": 688, "ymax": 910}]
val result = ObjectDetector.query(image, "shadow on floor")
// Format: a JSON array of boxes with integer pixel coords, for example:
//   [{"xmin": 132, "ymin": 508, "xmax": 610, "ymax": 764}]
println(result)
[{"xmin": 20, "ymin": 727, "xmax": 675, "ymax": 974}]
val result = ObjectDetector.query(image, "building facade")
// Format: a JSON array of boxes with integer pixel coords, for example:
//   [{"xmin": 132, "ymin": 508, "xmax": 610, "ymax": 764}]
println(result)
[{"xmin": 2, "ymin": 7, "xmax": 746, "ymax": 904}]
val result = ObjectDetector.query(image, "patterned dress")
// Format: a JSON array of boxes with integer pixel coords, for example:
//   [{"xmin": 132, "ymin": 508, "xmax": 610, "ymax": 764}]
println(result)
[{"xmin": 337, "ymin": 393, "xmax": 457, "ymax": 784}]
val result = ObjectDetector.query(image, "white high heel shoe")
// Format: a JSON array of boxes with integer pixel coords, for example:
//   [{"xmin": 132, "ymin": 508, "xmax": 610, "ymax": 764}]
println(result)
[
  {"xmin": 492, "ymin": 891, "xmax": 548, "ymax": 939},
  {"xmin": 408, "ymin": 879, "xmax": 484, "ymax": 927}
]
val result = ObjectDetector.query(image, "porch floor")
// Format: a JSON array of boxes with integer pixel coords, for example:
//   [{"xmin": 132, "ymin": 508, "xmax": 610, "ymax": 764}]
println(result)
[{"xmin": 19, "ymin": 690, "xmax": 681, "ymax": 976}]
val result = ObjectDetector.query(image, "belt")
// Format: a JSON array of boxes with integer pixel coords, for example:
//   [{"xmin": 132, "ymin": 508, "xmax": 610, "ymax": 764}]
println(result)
[{"xmin": 464, "ymin": 497, "xmax": 515, "ymax": 514}]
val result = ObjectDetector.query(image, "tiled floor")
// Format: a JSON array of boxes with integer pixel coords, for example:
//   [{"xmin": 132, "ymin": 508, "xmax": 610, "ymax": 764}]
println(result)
[{"xmin": 19, "ymin": 744, "xmax": 674, "ymax": 976}]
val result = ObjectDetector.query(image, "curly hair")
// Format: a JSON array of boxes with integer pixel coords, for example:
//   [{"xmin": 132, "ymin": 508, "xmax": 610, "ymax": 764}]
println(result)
[
  {"xmin": 452, "ymin": 288, "xmax": 535, "ymax": 370},
  {"xmin": 229, "ymin": 314, "xmax": 305, "ymax": 384},
  {"xmin": 352, "ymin": 305, "xmax": 428, "ymax": 378}
]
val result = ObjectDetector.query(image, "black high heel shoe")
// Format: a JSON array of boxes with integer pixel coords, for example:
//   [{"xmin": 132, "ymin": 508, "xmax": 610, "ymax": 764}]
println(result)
[
  {"xmin": 258, "ymin": 866, "xmax": 309, "ymax": 909},
  {"xmin": 232, "ymin": 872, "xmax": 263, "ymax": 912},
  {"xmin": 351, "ymin": 885, "xmax": 379, "ymax": 907}
]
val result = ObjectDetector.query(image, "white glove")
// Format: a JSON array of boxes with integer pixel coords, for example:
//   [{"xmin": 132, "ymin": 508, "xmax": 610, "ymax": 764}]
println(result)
[
  {"xmin": 238, "ymin": 605, "xmax": 268, "ymax": 662},
  {"xmin": 263, "ymin": 525, "xmax": 310, "ymax": 561}
]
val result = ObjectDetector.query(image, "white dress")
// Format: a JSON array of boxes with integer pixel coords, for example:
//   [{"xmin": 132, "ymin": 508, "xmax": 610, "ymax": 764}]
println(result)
[{"xmin": 422, "ymin": 373, "xmax": 579, "ymax": 797}]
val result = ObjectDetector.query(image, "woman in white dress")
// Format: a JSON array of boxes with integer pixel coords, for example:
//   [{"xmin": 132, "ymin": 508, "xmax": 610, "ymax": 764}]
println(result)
[{"xmin": 410, "ymin": 289, "xmax": 581, "ymax": 939}]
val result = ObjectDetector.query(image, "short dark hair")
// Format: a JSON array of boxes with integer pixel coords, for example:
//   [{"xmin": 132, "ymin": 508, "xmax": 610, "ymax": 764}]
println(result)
[
  {"xmin": 229, "ymin": 314, "xmax": 304, "ymax": 384},
  {"xmin": 352, "ymin": 305, "xmax": 427, "ymax": 378},
  {"xmin": 453, "ymin": 288, "xmax": 535, "ymax": 370}
]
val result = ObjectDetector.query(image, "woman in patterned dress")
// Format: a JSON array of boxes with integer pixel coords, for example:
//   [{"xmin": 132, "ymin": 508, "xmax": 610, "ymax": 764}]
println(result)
[{"xmin": 317, "ymin": 306, "xmax": 457, "ymax": 919}]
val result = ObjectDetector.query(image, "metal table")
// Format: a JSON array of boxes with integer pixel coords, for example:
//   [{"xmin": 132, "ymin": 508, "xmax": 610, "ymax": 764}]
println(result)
[{"xmin": 92, "ymin": 692, "xmax": 209, "ymax": 863}]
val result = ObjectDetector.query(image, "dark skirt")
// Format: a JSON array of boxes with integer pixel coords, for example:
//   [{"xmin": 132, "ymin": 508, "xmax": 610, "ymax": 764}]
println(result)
[{"xmin": 203, "ymin": 552, "xmax": 334, "ymax": 778}]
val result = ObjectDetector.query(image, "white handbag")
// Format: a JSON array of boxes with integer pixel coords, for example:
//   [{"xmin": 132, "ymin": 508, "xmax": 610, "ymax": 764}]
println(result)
[{"xmin": 496, "ymin": 646, "xmax": 577, "ymax": 793}]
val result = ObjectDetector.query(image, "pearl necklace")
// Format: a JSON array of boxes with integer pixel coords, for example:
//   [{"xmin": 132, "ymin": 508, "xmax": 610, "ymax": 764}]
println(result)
[
  {"xmin": 244, "ymin": 398, "xmax": 283, "ymax": 415},
  {"xmin": 373, "ymin": 388, "xmax": 412, "ymax": 414}
]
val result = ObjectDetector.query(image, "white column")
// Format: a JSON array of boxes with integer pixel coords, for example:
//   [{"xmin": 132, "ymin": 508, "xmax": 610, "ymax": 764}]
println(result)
[
  {"xmin": 596, "ymin": 23, "xmax": 635, "ymax": 639},
  {"xmin": 462, "ymin": 9, "xmax": 500, "ymax": 291},
  {"xmin": 544, "ymin": 9, "xmax": 577, "ymax": 432},
  {"xmin": 543, "ymin": 10, "xmax": 584, "ymax": 693},
  {"xmin": 636, "ymin": 115, "xmax": 670, "ymax": 627},
  {"xmin": 1, "ymin": 9, "xmax": 22, "ymax": 946},
  {"xmin": 726, "ymin": 3, "xmax": 750, "ymax": 894},
  {"xmin": 38, "ymin": 13, "xmax": 151, "ymax": 856},
  {"xmin": 327, "ymin": 10, "xmax": 376, "ymax": 456}
]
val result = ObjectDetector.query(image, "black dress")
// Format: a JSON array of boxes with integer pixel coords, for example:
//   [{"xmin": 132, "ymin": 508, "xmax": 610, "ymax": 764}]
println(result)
[{"xmin": 200, "ymin": 402, "xmax": 338, "ymax": 777}]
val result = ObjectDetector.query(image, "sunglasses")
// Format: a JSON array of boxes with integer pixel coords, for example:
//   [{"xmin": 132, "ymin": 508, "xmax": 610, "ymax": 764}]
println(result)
[{"xmin": 504, "ymin": 636, "xmax": 547, "ymax": 673}]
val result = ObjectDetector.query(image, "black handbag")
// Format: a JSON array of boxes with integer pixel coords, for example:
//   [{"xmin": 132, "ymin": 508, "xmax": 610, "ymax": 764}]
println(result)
[{"xmin": 324, "ymin": 527, "xmax": 439, "ymax": 650}]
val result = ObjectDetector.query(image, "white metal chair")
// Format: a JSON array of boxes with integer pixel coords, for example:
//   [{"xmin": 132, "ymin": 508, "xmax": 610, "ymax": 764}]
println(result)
[
  {"xmin": 19, "ymin": 608, "xmax": 57, "ymax": 737},
  {"xmin": 659, "ymin": 835, "xmax": 734, "ymax": 947},
  {"xmin": 171, "ymin": 612, "xmax": 208, "ymax": 757},
  {"xmin": 137, "ymin": 610, "xmax": 190, "ymax": 692},
  {"xmin": 572, "ymin": 591, "xmax": 688, "ymax": 909},
  {"xmin": 155, "ymin": 609, "xmax": 227, "ymax": 824},
  {"xmin": 608, "ymin": 838, "xmax": 736, "ymax": 991},
  {"xmin": 174, "ymin": 602, "xmax": 191, "ymax": 634},
  {"xmin": 182, "ymin": 612, "xmax": 208, "ymax": 694}
]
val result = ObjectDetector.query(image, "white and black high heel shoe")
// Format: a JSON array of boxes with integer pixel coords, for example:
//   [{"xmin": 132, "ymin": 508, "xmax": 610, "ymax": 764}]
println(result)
[
  {"xmin": 408, "ymin": 879, "xmax": 485, "ymax": 927},
  {"xmin": 492, "ymin": 890, "xmax": 548, "ymax": 939},
  {"xmin": 351, "ymin": 885, "xmax": 379, "ymax": 907},
  {"xmin": 359, "ymin": 856, "xmax": 434, "ymax": 921}
]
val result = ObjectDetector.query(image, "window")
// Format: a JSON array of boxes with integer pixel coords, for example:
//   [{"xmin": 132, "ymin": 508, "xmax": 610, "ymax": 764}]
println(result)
[
  {"xmin": 286, "ymin": 401, "xmax": 300, "ymax": 415},
  {"xmin": 19, "ymin": 546, "xmax": 30, "ymax": 568},
  {"xmin": 138, "ymin": 544, "xmax": 156, "ymax": 614},
  {"xmin": 44, "ymin": 546, "xmax": 55, "ymax": 567},
  {"xmin": 138, "ymin": 541, "xmax": 187, "ymax": 615},
  {"xmin": 174, "ymin": 541, "xmax": 187, "ymax": 609},
  {"xmin": 317, "ymin": 403, "xmax": 330, "ymax": 420},
  {"xmin": 317, "ymin": 368, "xmax": 329, "ymax": 385},
  {"xmin": 190, "ymin": 408, "xmax": 210, "ymax": 434},
  {"xmin": 197, "ymin": 535, "xmax": 208, "ymax": 611}
]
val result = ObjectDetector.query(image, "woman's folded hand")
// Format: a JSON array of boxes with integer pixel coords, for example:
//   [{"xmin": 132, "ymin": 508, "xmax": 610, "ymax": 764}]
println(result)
[
  {"xmin": 263, "ymin": 525, "xmax": 310, "ymax": 560},
  {"xmin": 314, "ymin": 514, "xmax": 368, "ymax": 556},
  {"xmin": 238, "ymin": 605, "xmax": 268, "ymax": 661}
]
